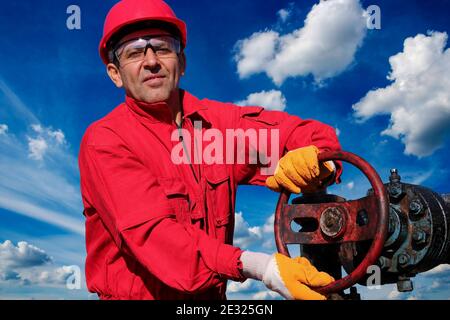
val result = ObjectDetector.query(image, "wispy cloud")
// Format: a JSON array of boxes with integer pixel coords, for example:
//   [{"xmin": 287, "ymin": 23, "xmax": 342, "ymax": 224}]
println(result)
[
  {"xmin": 27, "ymin": 137, "xmax": 48, "ymax": 161},
  {"xmin": 0, "ymin": 124, "xmax": 8, "ymax": 135},
  {"xmin": 0, "ymin": 78, "xmax": 84, "ymax": 235},
  {"xmin": 277, "ymin": 8, "xmax": 291, "ymax": 23},
  {"xmin": 402, "ymin": 169, "xmax": 435, "ymax": 185},
  {"xmin": 0, "ymin": 194, "xmax": 84, "ymax": 235},
  {"xmin": 0, "ymin": 77, "xmax": 40, "ymax": 124},
  {"xmin": 346, "ymin": 181, "xmax": 355, "ymax": 190},
  {"xmin": 27, "ymin": 124, "xmax": 67, "ymax": 161}
]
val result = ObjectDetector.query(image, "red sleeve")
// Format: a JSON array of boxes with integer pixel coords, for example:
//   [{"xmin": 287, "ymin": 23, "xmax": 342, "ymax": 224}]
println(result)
[
  {"xmin": 231, "ymin": 106, "xmax": 342, "ymax": 185},
  {"xmin": 285, "ymin": 120, "xmax": 343, "ymax": 184},
  {"xmin": 78, "ymin": 125, "xmax": 245, "ymax": 294}
]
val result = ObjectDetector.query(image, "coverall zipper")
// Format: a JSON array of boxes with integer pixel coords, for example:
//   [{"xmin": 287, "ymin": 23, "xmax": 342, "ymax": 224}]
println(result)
[{"xmin": 177, "ymin": 117, "xmax": 199, "ymax": 184}]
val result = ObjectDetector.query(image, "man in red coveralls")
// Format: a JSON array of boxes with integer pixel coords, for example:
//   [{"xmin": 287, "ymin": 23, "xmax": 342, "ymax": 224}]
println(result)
[{"xmin": 78, "ymin": 0, "xmax": 343, "ymax": 300}]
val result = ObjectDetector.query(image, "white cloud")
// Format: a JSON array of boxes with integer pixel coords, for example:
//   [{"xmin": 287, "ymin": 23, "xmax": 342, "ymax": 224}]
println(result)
[
  {"xmin": 277, "ymin": 8, "xmax": 291, "ymax": 22},
  {"xmin": 335, "ymin": 127, "xmax": 341, "ymax": 137},
  {"xmin": 0, "ymin": 240, "xmax": 77, "ymax": 287},
  {"xmin": 0, "ymin": 240, "xmax": 51, "ymax": 270},
  {"xmin": 431, "ymin": 281, "xmax": 441, "ymax": 289},
  {"xmin": 27, "ymin": 137, "xmax": 48, "ymax": 161},
  {"xmin": 233, "ymin": 212, "xmax": 276, "ymax": 252},
  {"xmin": 227, "ymin": 277, "xmax": 282, "ymax": 300},
  {"xmin": 358, "ymin": 262, "xmax": 450, "ymax": 300},
  {"xmin": 387, "ymin": 289, "xmax": 402, "ymax": 300},
  {"xmin": 261, "ymin": 214, "xmax": 274, "ymax": 234},
  {"xmin": 27, "ymin": 124, "xmax": 67, "ymax": 161},
  {"xmin": 21, "ymin": 265, "xmax": 75, "ymax": 286},
  {"xmin": 233, "ymin": 212, "xmax": 263, "ymax": 249},
  {"xmin": 32, "ymin": 124, "xmax": 66, "ymax": 145},
  {"xmin": 228, "ymin": 212, "xmax": 280, "ymax": 300},
  {"xmin": 227, "ymin": 279, "xmax": 256, "ymax": 293},
  {"xmin": 235, "ymin": 0, "xmax": 367, "ymax": 85},
  {"xmin": 31, "ymin": 124, "xmax": 43, "ymax": 134},
  {"xmin": 49, "ymin": 129, "xmax": 65, "ymax": 144},
  {"xmin": 261, "ymin": 214, "xmax": 276, "ymax": 251},
  {"xmin": 252, "ymin": 290, "xmax": 282, "ymax": 300},
  {"xmin": 0, "ymin": 124, "xmax": 8, "ymax": 135},
  {"xmin": 235, "ymin": 31, "xmax": 279, "ymax": 79},
  {"xmin": 353, "ymin": 31, "xmax": 450, "ymax": 157},
  {"xmin": 422, "ymin": 264, "xmax": 450, "ymax": 277},
  {"xmin": 236, "ymin": 90, "xmax": 287, "ymax": 111},
  {"xmin": 346, "ymin": 181, "xmax": 354, "ymax": 190},
  {"xmin": 0, "ymin": 78, "xmax": 86, "ymax": 297}
]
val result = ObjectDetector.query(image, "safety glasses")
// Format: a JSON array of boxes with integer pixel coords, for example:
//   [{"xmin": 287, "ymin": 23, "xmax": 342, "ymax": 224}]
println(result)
[{"xmin": 114, "ymin": 35, "xmax": 181, "ymax": 66}]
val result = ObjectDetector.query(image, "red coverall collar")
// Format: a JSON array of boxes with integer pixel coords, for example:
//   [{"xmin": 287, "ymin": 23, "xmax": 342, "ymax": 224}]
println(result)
[{"xmin": 125, "ymin": 90, "xmax": 210, "ymax": 124}]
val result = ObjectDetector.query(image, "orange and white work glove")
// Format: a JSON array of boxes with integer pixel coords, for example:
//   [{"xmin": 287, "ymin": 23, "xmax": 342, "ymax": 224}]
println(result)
[
  {"xmin": 266, "ymin": 145, "xmax": 335, "ymax": 194},
  {"xmin": 240, "ymin": 251, "xmax": 334, "ymax": 300}
]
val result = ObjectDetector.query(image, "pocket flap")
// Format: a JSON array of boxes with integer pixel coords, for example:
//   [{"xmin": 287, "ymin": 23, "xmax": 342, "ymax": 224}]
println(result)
[
  {"xmin": 240, "ymin": 106, "xmax": 264, "ymax": 117},
  {"xmin": 240, "ymin": 106, "xmax": 280, "ymax": 125}
]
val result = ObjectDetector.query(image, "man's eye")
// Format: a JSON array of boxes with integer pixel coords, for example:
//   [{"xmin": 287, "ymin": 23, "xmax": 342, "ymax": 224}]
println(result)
[
  {"xmin": 125, "ymin": 48, "xmax": 144, "ymax": 58},
  {"xmin": 155, "ymin": 47, "xmax": 172, "ymax": 54}
]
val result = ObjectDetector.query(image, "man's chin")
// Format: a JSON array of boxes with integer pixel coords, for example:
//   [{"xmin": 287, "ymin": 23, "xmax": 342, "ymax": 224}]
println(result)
[{"xmin": 140, "ymin": 92, "xmax": 171, "ymax": 104}]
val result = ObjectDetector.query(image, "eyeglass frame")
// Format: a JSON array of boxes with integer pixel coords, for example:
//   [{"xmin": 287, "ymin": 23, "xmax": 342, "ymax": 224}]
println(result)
[{"xmin": 111, "ymin": 34, "xmax": 182, "ymax": 67}]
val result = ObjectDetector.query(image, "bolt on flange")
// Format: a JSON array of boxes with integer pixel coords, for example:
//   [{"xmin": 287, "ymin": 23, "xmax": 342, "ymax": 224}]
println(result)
[
  {"xmin": 409, "ymin": 199, "xmax": 424, "ymax": 217},
  {"xmin": 397, "ymin": 253, "xmax": 410, "ymax": 267}
]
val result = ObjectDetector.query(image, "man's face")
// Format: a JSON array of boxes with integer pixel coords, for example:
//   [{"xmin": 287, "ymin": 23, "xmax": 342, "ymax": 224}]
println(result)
[{"xmin": 107, "ymin": 28, "xmax": 185, "ymax": 104}]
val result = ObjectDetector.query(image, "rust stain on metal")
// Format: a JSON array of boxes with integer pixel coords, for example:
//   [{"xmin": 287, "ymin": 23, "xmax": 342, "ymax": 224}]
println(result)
[{"xmin": 274, "ymin": 150, "xmax": 389, "ymax": 294}]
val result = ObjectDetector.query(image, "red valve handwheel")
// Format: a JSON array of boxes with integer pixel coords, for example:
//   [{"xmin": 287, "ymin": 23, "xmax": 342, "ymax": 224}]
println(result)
[{"xmin": 274, "ymin": 151, "xmax": 389, "ymax": 294}]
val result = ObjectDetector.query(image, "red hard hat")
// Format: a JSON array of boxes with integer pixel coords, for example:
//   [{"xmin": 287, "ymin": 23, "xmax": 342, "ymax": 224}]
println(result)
[{"xmin": 99, "ymin": 0, "xmax": 187, "ymax": 64}]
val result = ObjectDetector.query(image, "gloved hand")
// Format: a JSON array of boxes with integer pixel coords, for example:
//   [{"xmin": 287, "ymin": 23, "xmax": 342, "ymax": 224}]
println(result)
[
  {"xmin": 240, "ymin": 251, "xmax": 334, "ymax": 300},
  {"xmin": 266, "ymin": 145, "xmax": 335, "ymax": 194}
]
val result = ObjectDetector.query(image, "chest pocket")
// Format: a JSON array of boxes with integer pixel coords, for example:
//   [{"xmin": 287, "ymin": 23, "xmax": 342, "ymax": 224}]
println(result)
[
  {"xmin": 204, "ymin": 165, "xmax": 232, "ymax": 241},
  {"xmin": 158, "ymin": 177, "xmax": 190, "ymax": 225}
]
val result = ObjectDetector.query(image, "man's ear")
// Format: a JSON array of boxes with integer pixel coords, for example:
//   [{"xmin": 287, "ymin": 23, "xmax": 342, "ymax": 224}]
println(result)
[
  {"xmin": 106, "ymin": 63, "xmax": 123, "ymax": 88},
  {"xmin": 179, "ymin": 51, "xmax": 186, "ymax": 76}
]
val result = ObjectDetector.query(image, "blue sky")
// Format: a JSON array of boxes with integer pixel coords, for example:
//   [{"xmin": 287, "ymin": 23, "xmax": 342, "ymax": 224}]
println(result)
[{"xmin": 0, "ymin": 0, "xmax": 449, "ymax": 300}]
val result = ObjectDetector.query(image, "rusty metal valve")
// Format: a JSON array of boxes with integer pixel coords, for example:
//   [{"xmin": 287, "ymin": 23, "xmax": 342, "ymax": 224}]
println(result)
[{"xmin": 274, "ymin": 151, "xmax": 390, "ymax": 295}]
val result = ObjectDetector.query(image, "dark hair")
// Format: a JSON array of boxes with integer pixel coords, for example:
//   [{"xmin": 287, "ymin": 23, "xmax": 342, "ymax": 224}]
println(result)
[{"xmin": 107, "ymin": 20, "xmax": 183, "ymax": 65}]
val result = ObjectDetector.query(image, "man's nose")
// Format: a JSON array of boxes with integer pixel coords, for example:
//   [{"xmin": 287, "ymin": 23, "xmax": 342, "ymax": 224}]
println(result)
[{"xmin": 142, "ymin": 47, "xmax": 159, "ymax": 67}]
